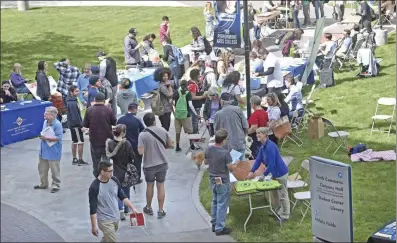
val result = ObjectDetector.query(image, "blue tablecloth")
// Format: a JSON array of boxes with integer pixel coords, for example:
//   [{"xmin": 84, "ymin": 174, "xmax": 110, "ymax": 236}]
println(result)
[
  {"xmin": 1, "ymin": 100, "xmax": 52, "ymax": 146},
  {"xmin": 283, "ymin": 61, "xmax": 315, "ymax": 85},
  {"xmin": 119, "ymin": 68, "xmax": 158, "ymax": 98}
]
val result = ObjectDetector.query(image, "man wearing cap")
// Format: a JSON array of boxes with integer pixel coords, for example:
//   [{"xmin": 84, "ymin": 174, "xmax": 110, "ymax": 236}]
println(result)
[
  {"xmin": 97, "ymin": 51, "xmax": 118, "ymax": 116},
  {"xmin": 87, "ymin": 75, "xmax": 108, "ymax": 107},
  {"xmin": 117, "ymin": 103, "xmax": 144, "ymax": 182},
  {"xmin": 124, "ymin": 28, "xmax": 142, "ymax": 68},
  {"xmin": 83, "ymin": 93, "xmax": 117, "ymax": 177},
  {"xmin": 214, "ymin": 93, "xmax": 248, "ymax": 161}
]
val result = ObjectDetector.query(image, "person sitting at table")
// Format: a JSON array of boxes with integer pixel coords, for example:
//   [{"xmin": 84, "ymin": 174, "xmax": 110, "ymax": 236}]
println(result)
[
  {"xmin": 248, "ymin": 95, "xmax": 269, "ymax": 159},
  {"xmin": 221, "ymin": 71, "xmax": 245, "ymax": 106},
  {"xmin": 276, "ymin": 92, "xmax": 290, "ymax": 118},
  {"xmin": 247, "ymin": 127, "xmax": 290, "ymax": 222},
  {"xmin": 251, "ymin": 40, "xmax": 263, "ymax": 55},
  {"xmin": 284, "ymin": 75, "xmax": 303, "ymax": 121},
  {"xmin": 0, "ymin": 80, "xmax": 17, "ymax": 104},
  {"xmin": 315, "ymin": 33, "xmax": 336, "ymax": 70},
  {"xmin": 250, "ymin": 51, "xmax": 264, "ymax": 74},
  {"xmin": 117, "ymin": 78, "xmax": 138, "ymax": 116},
  {"xmin": 36, "ymin": 61, "xmax": 51, "ymax": 102},
  {"xmin": 255, "ymin": 48, "xmax": 283, "ymax": 94},
  {"xmin": 10, "ymin": 63, "xmax": 31, "ymax": 94}
]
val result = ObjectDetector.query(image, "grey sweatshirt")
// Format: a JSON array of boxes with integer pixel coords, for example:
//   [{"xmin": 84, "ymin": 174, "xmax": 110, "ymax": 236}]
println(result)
[
  {"xmin": 124, "ymin": 35, "xmax": 141, "ymax": 64},
  {"xmin": 117, "ymin": 89, "xmax": 138, "ymax": 115}
]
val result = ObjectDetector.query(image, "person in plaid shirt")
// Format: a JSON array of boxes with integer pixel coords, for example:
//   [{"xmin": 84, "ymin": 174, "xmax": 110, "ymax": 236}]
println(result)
[{"xmin": 54, "ymin": 58, "xmax": 81, "ymax": 100}]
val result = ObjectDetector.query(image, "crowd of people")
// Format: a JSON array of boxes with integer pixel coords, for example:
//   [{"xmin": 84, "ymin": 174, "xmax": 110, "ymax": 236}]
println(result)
[{"xmin": 2, "ymin": 1, "xmax": 392, "ymax": 241}]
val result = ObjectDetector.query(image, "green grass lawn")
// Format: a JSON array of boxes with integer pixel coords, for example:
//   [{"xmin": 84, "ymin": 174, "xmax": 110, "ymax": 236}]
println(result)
[
  {"xmin": 200, "ymin": 34, "xmax": 396, "ymax": 242},
  {"xmin": 1, "ymin": 6, "xmax": 205, "ymax": 81}
]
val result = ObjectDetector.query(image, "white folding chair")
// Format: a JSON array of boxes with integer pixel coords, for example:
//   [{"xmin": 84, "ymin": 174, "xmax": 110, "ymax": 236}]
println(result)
[
  {"xmin": 281, "ymin": 111, "xmax": 304, "ymax": 148},
  {"xmin": 322, "ymin": 118, "xmax": 349, "ymax": 156},
  {"xmin": 293, "ymin": 191, "xmax": 311, "ymax": 224},
  {"xmin": 371, "ymin": 98, "xmax": 396, "ymax": 136},
  {"xmin": 287, "ymin": 159, "xmax": 309, "ymax": 209},
  {"xmin": 300, "ymin": 84, "xmax": 317, "ymax": 128},
  {"xmin": 375, "ymin": 4, "xmax": 396, "ymax": 26}
]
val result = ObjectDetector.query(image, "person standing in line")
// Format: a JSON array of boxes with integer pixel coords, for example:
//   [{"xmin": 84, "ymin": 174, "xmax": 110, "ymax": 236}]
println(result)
[
  {"xmin": 124, "ymin": 28, "xmax": 142, "ymax": 68},
  {"xmin": 292, "ymin": 0, "xmax": 301, "ymax": 29},
  {"xmin": 35, "ymin": 61, "xmax": 51, "ymax": 101},
  {"xmin": 77, "ymin": 63, "xmax": 91, "ymax": 108},
  {"xmin": 105, "ymin": 124, "xmax": 135, "ymax": 221},
  {"xmin": 247, "ymin": 95, "xmax": 269, "ymax": 159},
  {"xmin": 203, "ymin": 87, "xmax": 222, "ymax": 138},
  {"xmin": 83, "ymin": 93, "xmax": 117, "ymax": 177},
  {"xmin": 313, "ymin": 0, "xmax": 324, "ymax": 22},
  {"xmin": 213, "ymin": 93, "xmax": 248, "ymax": 161},
  {"xmin": 205, "ymin": 129, "xmax": 234, "ymax": 236},
  {"xmin": 116, "ymin": 78, "xmax": 137, "ymax": 116},
  {"xmin": 204, "ymin": 2, "xmax": 215, "ymax": 39},
  {"xmin": 98, "ymin": 51, "xmax": 118, "ymax": 116},
  {"xmin": 67, "ymin": 85, "xmax": 88, "ymax": 166},
  {"xmin": 87, "ymin": 75, "xmax": 109, "ymax": 107},
  {"xmin": 247, "ymin": 127, "xmax": 290, "ymax": 222},
  {"xmin": 159, "ymin": 16, "xmax": 171, "ymax": 44},
  {"xmin": 302, "ymin": 0, "xmax": 312, "ymax": 26},
  {"xmin": 138, "ymin": 113, "xmax": 173, "ymax": 219},
  {"xmin": 89, "ymin": 161, "xmax": 139, "ymax": 243},
  {"xmin": 34, "ymin": 106, "xmax": 63, "ymax": 193},
  {"xmin": 161, "ymin": 37, "xmax": 181, "ymax": 89},
  {"xmin": 117, "ymin": 103, "xmax": 144, "ymax": 183},
  {"xmin": 54, "ymin": 58, "xmax": 81, "ymax": 106},
  {"xmin": 187, "ymin": 69, "xmax": 206, "ymax": 134},
  {"xmin": 157, "ymin": 68, "xmax": 174, "ymax": 132}
]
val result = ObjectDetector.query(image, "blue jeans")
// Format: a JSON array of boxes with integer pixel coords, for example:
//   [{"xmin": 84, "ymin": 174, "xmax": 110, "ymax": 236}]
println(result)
[
  {"xmin": 293, "ymin": 9, "xmax": 300, "ymax": 29},
  {"xmin": 15, "ymin": 85, "xmax": 30, "ymax": 94},
  {"xmin": 170, "ymin": 62, "xmax": 181, "ymax": 88},
  {"xmin": 253, "ymin": 25, "xmax": 261, "ymax": 40},
  {"xmin": 210, "ymin": 179, "xmax": 230, "ymax": 233},
  {"xmin": 314, "ymin": 0, "xmax": 324, "ymax": 20},
  {"xmin": 189, "ymin": 109, "xmax": 199, "ymax": 134},
  {"xmin": 118, "ymin": 186, "xmax": 131, "ymax": 213}
]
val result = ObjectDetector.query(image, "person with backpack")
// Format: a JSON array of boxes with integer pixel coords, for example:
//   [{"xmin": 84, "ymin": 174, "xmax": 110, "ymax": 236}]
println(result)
[
  {"xmin": 190, "ymin": 26, "xmax": 212, "ymax": 63},
  {"xmin": 173, "ymin": 80, "xmax": 200, "ymax": 153},
  {"xmin": 105, "ymin": 124, "xmax": 137, "ymax": 221},
  {"xmin": 152, "ymin": 68, "xmax": 173, "ymax": 131},
  {"xmin": 161, "ymin": 37, "xmax": 184, "ymax": 89},
  {"xmin": 187, "ymin": 69, "xmax": 207, "ymax": 134},
  {"xmin": 97, "ymin": 52, "xmax": 118, "ymax": 116}
]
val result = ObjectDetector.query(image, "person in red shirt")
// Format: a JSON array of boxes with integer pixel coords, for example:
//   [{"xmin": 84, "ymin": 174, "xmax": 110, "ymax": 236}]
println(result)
[
  {"xmin": 159, "ymin": 16, "xmax": 171, "ymax": 44},
  {"xmin": 247, "ymin": 95, "xmax": 269, "ymax": 158},
  {"xmin": 187, "ymin": 69, "xmax": 206, "ymax": 134}
]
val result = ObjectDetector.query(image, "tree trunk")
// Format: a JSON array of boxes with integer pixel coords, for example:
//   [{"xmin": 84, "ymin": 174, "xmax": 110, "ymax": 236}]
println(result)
[{"xmin": 17, "ymin": 0, "xmax": 29, "ymax": 11}]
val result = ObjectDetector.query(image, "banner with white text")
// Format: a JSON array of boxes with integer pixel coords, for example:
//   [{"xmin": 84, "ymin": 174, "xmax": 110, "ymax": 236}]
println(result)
[{"xmin": 213, "ymin": 0, "xmax": 241, "ymax": 48}]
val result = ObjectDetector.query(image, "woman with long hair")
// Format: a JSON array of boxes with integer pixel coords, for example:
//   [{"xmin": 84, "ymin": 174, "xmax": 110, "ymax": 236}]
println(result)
[
  {"xmin": 35, "ymin": 61, "xmax": 51, "ymax": 101},
  {"xmin": 264, "ymin": 93, "xmax": 281, "ymax": 145},
  {"xmin": 203, "ymin": 2, "xmax": 215, "ymax": 39},
  {"xmin": 221, "ymin": 71, "xmax": 245, "ymax": 106},
  {"xmin": 10, "ymin": 63, "xmax": 30, "ymax": 94},
  {"xmin": 157, "ymin": 67, "xmax": 173, "ymax": 131},
  {"xmin": 276, "ymin": 92, "xmax": 290, "ymax": 118},
  {"xmin": 142, "ymin": 33, "xmax": 156, "ymax": 56},
  {"xmin": 105, "ymin": 124, "xmax": 135, "ymax": 220},
  {"xmin": 252, "ymin": 39, "xmax": 263, "ymax": 55},
  {"xmin": 190, "ymin": 26, "xmax": 205, "ymax": 62}
]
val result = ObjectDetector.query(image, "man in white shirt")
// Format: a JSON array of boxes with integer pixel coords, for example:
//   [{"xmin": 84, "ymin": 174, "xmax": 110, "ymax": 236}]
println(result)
[{"xmin": 254, "ymin": 48, "xmax": 283, "ymax": 94}]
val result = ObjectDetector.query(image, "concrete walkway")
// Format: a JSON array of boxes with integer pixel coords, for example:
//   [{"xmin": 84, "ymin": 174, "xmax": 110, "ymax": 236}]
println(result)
[{"xmin": 0, "ymin": 112, "xmax": 234, "ymax": 242}]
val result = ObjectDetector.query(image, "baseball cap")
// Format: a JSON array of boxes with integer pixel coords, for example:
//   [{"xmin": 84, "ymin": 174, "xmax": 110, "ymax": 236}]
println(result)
[
  {"xmin": 96, "ymin": 51, "xmax": 107, "ymax": 58},
  {"xmin": 220, "ymin": 92, "xmax": 234, "ymax": 101},
  {"xmin": 91, "ymin": 66, "xmax": 100, "ymax": 75},
  {"xmin": 95, "ymin": 92, "xmax": 106, "ymax": 102},
  {"xmin": 89, "ymin": 75, "xmax": 100, "ymax": 86},
  {"xmin": 128, "ymin": 103, "xmax": 139, "ymax": 110},
  {"xmin": 129, "ymin": 28, "xmax": 137, "ymax": 35}
]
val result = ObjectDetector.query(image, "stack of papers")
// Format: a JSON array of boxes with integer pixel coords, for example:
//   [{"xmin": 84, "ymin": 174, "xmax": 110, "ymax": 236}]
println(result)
[
  {"xmin": 41, "ymin": 126, "xmax": 56, "ymax": 147},
  {"xmin": 230, "ymin": 149, "xmax": 242, "ymax": 164}
]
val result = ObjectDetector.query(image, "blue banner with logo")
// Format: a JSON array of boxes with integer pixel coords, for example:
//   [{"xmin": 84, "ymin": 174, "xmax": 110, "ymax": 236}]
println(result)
[{"xmin": 213, "ymin": 0, "xmax": 241, "ymax": 48}]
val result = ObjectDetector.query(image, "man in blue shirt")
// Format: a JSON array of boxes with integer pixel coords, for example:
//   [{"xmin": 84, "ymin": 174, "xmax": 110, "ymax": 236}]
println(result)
[
  {"xmin": 34, "ymin": 106, "xmax": 64, "ymax": 193},
  {"xmin": 247, "ymin": 127, "xmax": 290, "ymax": 221},
  {"xmin": 117, "ymin": 103, "xmax": 145, "ymax": 183},
  {"xmin": 77, "ymin": 63, "xmax": 91, "ymax": 106}
]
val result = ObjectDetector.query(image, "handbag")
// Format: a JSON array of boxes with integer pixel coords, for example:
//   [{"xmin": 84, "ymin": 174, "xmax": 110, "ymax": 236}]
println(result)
[
  {"xmin": 272, "ymin": 116, "xmax": 292, "ymax": 139},
  {"xmin": 122, "ymin": 163, "xmax": 140, "ymax": 188}
]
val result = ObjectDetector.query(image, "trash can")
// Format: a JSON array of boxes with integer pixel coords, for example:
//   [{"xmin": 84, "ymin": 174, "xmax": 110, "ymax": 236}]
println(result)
[{"xmin": 374, "ymin": 28, "xmax": 388, "ymax": 46}]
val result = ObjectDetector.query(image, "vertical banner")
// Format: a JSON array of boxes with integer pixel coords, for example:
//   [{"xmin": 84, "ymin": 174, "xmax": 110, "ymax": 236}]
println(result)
[
  {"xmin": 213, "ymin": 0, "xmax": 241, "ymax": 48},
  {"xmin": 309, "ymin": 156, "xmax": 353, "ymax": 243},
  {"xmin": 301, "ymin": 17, "xmax": 325, "ymax": 85}
]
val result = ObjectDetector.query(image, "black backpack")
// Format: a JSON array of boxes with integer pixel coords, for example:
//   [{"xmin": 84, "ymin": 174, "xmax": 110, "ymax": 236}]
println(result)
[{"xmin": 203, "ymin": 37, "xmax": 212, "ymax": 55}]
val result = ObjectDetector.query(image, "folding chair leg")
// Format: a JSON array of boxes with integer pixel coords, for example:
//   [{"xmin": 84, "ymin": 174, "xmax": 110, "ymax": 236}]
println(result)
[
  {"xmin": 325, "ymin": 140, "xmax": 334, "ymax": 152},
  {"xmin": 370, "ymin": 119, "xmax": 376, "ymax": 135},
  {"xmin": 299, "ymin": 201, "xmax": 311, "ymax": 224},
  {"xmin": 292, "ymin": 199, "xmax": 298, "ymax": 211},
  {"xmin": 387, "ymin": 119, "xmax": 393, "ymax": 136}
]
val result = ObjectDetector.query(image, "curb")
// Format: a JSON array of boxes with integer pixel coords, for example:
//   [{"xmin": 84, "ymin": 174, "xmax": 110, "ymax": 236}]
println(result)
[
  {"xmin": 1, "ymin": 200, "xmax": 76, "ymax": 242},
  {"xmin": 191, "ymin": 168, "xmax": 211, "ymax": 228}
]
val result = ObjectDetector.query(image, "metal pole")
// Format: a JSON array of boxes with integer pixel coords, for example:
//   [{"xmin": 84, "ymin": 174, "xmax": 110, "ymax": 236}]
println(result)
[
  {"xmin": 17, "ymin": 0, "xmax": 29, "ymax": 11},
  {"xmin": 378, "ymin": 0, "xmax": 382, "ymax": 29},
  {"xmin": 243, "ymin": 0, "xmax": 251, "ymax": 118}
]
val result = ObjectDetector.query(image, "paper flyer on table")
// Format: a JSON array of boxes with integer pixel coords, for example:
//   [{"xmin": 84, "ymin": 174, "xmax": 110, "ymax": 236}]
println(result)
[
  {"xmin": 41, "ymin": 126, "xmax": 56, "ymax": 147},
  {"xmin": 230, "ymin": 149, "xmax": 242, "ymax": 164}
]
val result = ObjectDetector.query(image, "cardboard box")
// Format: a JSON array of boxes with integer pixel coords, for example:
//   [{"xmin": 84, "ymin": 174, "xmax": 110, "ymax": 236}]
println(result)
[{"xmin": 308, "ymin": 116, "xmax": 324, "ymax": 140}]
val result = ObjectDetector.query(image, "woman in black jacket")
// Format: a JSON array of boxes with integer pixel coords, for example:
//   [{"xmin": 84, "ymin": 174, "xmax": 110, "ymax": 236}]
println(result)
[
  {"xmin": 105, "ymin": 124, "xmax": 135, "ymax": 220},
  {"xmin": 35, "ymin": 61, "xmax": 51, "ymax": 101}
]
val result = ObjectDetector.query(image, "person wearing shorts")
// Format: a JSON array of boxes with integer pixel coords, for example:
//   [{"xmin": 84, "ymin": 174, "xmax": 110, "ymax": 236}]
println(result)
[
  {"xmin": 138, "ymin": 112, "xmax": 173, "ymax": 219},
  {"xmin": 67, "ymin": 85, "xmax": 88, "ymax": 166},
  {"xmin": 173, "ymin": 79, "xmax": 199, "ymax": 153}
]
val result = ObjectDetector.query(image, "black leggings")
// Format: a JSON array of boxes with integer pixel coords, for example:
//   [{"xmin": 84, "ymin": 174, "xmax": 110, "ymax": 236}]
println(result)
[
  {"xmin": 269, "ymin": 134, "xmax": 278, "ymax": 146},
  {"xmin": 158, "ymin": 112, "xmax": 171, "ymax": 131}
]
